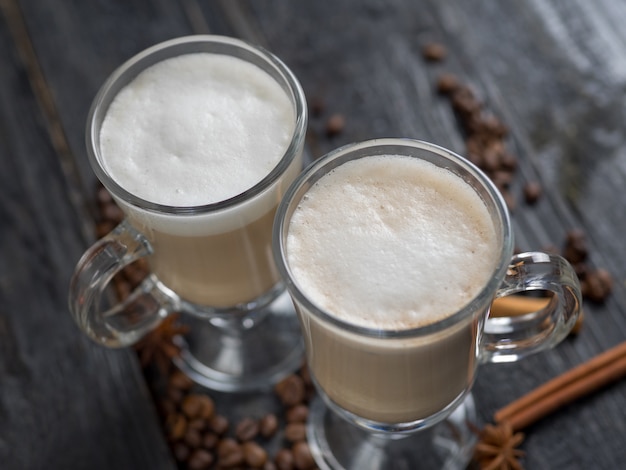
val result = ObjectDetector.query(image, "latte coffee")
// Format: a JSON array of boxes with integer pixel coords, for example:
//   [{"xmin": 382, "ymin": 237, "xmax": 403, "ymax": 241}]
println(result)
[
  {"xmin": 99, "ymin": 52, "xmax": 301, "ymax": 307},
  {"xmin": 285, "ymin": 154, "xmax": 500, "ymax": 422}
]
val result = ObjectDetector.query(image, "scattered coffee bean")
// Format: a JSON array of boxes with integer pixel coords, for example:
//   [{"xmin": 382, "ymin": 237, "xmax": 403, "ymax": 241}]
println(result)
[
  {"xmin": 187, "ymin": 448, "xmax": 214, "ymax": 470},
  {"xmin": 201, "ymin": 432, "xmax": 218, "ymax": 450},
  {"xmin": 217, "ymin": 437, "xmax": 245, "ymax": 467},
  {"xmin": 523, "ymin": 181, "xmax": 542, "ymax": 205},
  {"xmin": 243, "ymin": 441, "xmax": 269, "ymax": 468},
  {"xmin": 187, "ymin": 417, "xmax": 207, "ymax": 432},
  {"xmin": 166, "ymin": 412, "xmax": 187, "ymax": 442},
  {"xmin": 275, "ymin": 448, "xmax": 295, "ymax": 470},
  {"xmin": 96, "ymin": 185, "xmax": 113, "ymax": 204},
  {"xmin": 169, "ymin": 369, "xmax": 194, "ymax": 391},
  {"xmin": 209, "ymin": 414, "xmax": 230, "ymax": 435},
  {"xmin": 286, "ymin": 404, "xmax": 309, "ymax": 423},
  {"xmin": 184, "ymin": 427, "xmax": 203, "ymax": 449},
  {"xmin": 102, "ymin": 203, "xmax": 124, "ymax": 223},
  {"xmin": 563, "ymin": 229, "xmax": 589, "ymax": 265},
  {"xmin": 264, "ymin": 461, "xmax": 278, "ymax": 470},
  {"xmin": 292, "ymin": 441, "xmax": 316, "ymax": 470},
  {"xmin": 181, "ymin": 394, "xmax": 215, "ymax": 420},
  {"xmin": 584, "ymin": 268, "xmax": 613, "ymax": 303},
  {"xmin": 422, "ymin": 42, "xmax": 447, "ymax": 62},
  {"xmin": 325, "ymin": 113, "xmax": 346, "ymax": 137},
  {"xmin": 284, "ymin": 422, "xmax": 307, "ymax": 443},
  {"xmin": 235, "ymin": 417, "xmax": 260, "ymax": 442},
  {"xmin": 436, "ymin": 73, "xmax": 460, "ymax": 95},
  {"xmin": 259, "ymin": 413, "xmax": 279, "ymax": 438},
  {"xmin": 275, "ymin": 374, "xmax": 306, "ymax": 407}
]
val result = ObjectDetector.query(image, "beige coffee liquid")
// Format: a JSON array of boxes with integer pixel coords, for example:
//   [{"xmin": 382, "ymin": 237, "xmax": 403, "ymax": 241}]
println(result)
[
  {"xmin": 100, "ymin": 53, "xmax": 300, "ymax": 306},
  {"xmin": 286, "ymin": 155, "xmax": 499, "ymax": 422}
]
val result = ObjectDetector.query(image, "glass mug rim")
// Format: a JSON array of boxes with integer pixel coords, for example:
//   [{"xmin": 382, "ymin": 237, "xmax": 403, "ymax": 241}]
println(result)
[
  {"xmin": 273, "ymin": 138, "xmax": 515, "ymax": 339},
  {"xmin": 86, "ymin": 34, "xmax": 308, "ymax": 216}
]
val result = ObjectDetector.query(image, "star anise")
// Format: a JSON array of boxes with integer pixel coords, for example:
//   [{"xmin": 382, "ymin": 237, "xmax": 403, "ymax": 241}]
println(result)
[
  {"xmin": 473, "ymin": 421, "xmax": 525, "ymax": 470},
  {"xmin": 134, "ymin": 313, "xmax": 189, "ymax": 373}
]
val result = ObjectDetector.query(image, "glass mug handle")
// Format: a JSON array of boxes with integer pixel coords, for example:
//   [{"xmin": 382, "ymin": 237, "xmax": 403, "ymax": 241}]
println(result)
[
  {"xmin": 69, "ymin": 220, "xmax": 179, "ymax": 348},
  {"xmin": 480, "ymin": 251, "xmax": 582, "ymax": 363}
]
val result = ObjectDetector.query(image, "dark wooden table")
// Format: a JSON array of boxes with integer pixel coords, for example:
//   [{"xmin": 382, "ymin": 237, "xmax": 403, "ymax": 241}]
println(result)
[{"xmin": 2, "ymin": 1, "xmax": 626, "ymax": 469}]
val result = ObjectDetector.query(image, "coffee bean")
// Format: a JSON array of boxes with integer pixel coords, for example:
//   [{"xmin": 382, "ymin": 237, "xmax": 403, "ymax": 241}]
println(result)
[
  {"xmin": 422, "ymin": 42, "xmax": 447, "ymax": 62},
  {"xmin": 202, "ymin": 432, "xmax": 219, "ymax": 450},
  {"xmin": 499, "ymin": 152, "xmax": 518, "ymax": 171},
  {"xmin": 563, "ymin": 229, "xmax": 589, "ymax": 264},
  {"xmin": 166, "ymin": 413, "xmax": 187, "ymax": 442},
  {"xmin": 102, "ymin": 203, "xmax": 124, "ymax": 223},
  {"xmin": 284, "ymin": 423, "xmax": 307, "ymax": 443},
  {"xmin": 286, "ymin": 404, "xmax": 309, "ymax": 424},
  {"xmin": 259, "ymin": 413, "xmax": 279, "ymax": 438},
  {"xmin": 217, "ymin": 438, "xmax": 245, "ymax": 467},
  {"xmin": 96, "ymin": 185, "xmax": 113, "ymax": 205},
  {"xmin": 585, "ymin": 268, "xmax": 613, "ymax": 303},
  {"xmin": 503, "ymin": 191, "xmax": 516, "ymax": 213},
  {"xmin": 188, "ymin": 417, "xmax": 207, "ymax": 432},
  {"xmin": 451, "ymin": 87, "xmax": 481, "ymax": 117},
  {"xmin": 184, "ymin": 427, "xmax": 203, "ymax": 449},
  {"xmin": 275, "ymin": 375, "xmax": 306, "ymax": 407},
  {"xmin": 187, "ymin": 448, "xmax": 214, "ymax": 470},
  {"xmin": 210, "ymin": 414, "xmax": 229, "ymax": 435},
  {"xmin": 436, "ymin": 73, "xmax": 460, "ymax": 95},
  {"xmin": 263, "ymin": 461, "xmax": 278, "ymax": 470},
  {"xmin": 182, "ymin": 394, "xmax": 215, "ymax": 420},
  {"xmin": 523, "ymin": 181, "xmax": 542, "ymax": 205},
  {"xmin": 243, "ymin": 441, "xmax": 268, "ymax": 468},
  {"xmin": 325, "ymin": 113, "xmax": 345, "ymax": 137},
  {"xmin": 274, "ymin": 449, "xmax": 295, "ymax": 470},
  {"xmin": 491, "ymin": 170, "xmax": 513, "ymax": 191},
  {"xmin": 168, "ymin": 369, "xmax": 194, "ymax": 391},
  {"xmin": 292, "ymin": 442, "xmax": 316, "ymax": 470},
  {"xmin": 235, "ymin": 417, "xmax": 260, "ymax": 442}
]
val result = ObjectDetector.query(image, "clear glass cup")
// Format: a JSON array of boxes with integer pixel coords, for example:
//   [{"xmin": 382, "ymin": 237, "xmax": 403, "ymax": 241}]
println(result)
[
  {"xmin": 69, "ymin": 35, "xmax": 308, "ymax": 392},
  {"xmin": 273, "ymin": 138, "xmax": 581, "ymax": 469}
]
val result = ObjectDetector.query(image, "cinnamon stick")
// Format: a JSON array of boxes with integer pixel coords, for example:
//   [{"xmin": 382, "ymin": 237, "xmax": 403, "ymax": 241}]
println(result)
[
  {"xmin": 491, "ymin": 296, "xmax": 549, "ymax": 317},
  {"xmin": 495, "ymin": 341, "xmax": 626, "ymax": 431},
  {"xmin": 491, "ymin": 295, "xmax": 584, "ymax": 333}
]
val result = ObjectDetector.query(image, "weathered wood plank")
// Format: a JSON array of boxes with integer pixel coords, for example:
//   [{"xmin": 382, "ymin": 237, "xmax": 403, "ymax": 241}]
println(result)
[
  {"xmin": 198, "ymin": 1, "xmax": 626, "ymax": 469},
  {"xmin": 2, "ymin": 0, "xmax": 625, "ymax": 468},
  {"xmin": 0, "ymin": 0, "xmax": 183, "ymax": 468}
]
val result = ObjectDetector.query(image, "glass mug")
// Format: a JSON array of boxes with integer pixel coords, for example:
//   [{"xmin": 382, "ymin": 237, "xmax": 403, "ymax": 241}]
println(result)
[
  {"xmin": 69, "ymin": 35, "xmax": 308, "ymax": 392},
  {"xmin": 273, "ymin": 139, "xmax": 581, "ymax": 469}
]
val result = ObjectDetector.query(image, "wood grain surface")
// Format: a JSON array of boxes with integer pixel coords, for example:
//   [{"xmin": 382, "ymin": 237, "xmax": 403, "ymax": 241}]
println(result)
[{"xmin": 1, "ymin": 0, "xmax": 625, "ymax": 469}]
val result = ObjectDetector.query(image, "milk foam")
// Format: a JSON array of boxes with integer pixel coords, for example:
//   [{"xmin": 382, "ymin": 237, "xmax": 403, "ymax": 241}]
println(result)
[
  {"xmin": 99, "ymin": 53, "xmax": 299, "ymax": 235},
  {"xmin": 287, "ymin": 155, "xmax": 499, "ymax": 330}
]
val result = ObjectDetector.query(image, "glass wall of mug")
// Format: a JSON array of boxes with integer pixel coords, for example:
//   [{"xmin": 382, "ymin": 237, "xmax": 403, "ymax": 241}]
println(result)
[
  {"xmin": 273, "ymin": 138, "xmax": 581, "ymax": 469},
  {"xmin": 69, "ymin": 35, "xmax": 308, "ymax": 392}
]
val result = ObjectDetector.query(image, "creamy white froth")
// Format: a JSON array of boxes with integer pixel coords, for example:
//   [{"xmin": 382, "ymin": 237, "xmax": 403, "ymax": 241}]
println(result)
[
  {"xmin": 287, "ymin": 155, "xmax": 499, "ymax": 329},
  {"xmin": 100, "ymin": 53, "xmax": 295, "ymax": 206}
]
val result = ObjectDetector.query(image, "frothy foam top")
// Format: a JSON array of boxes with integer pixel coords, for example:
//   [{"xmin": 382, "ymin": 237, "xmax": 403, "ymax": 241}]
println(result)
[
  {"xmin": 99, "ymin": 53, "xmax": 295, "ymax": 206},
  {"xmin": 286, "ymin": 155, "xmax": 499, "ymax": 330}
]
